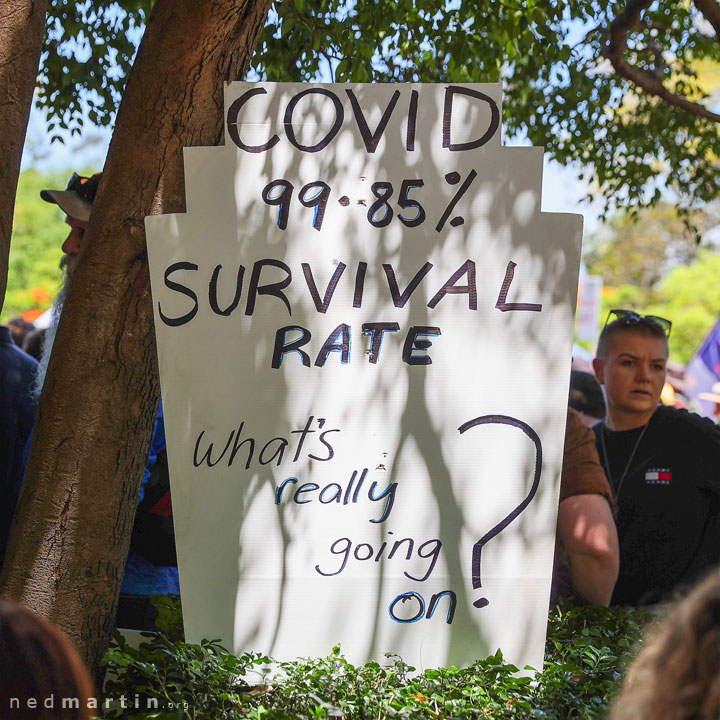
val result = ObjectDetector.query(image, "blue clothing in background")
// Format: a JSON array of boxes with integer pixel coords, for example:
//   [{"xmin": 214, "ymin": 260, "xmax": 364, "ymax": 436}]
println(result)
[
  {"xmin": 120, "ymin": 549, "xmax": 180, "ymax": 595},
  {"xmin": 0, "ymin": 327, "xmax": 38, "ymax": 567},
  {"xmin": 121, "ymin": 400, "xmax": 179, "ymax": 596}
]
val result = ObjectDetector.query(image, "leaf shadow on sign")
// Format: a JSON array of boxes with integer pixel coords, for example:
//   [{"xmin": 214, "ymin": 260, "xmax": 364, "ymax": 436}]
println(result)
[{"xmin": 171, "ymin": 83, "xmax": 580, "ymax": 671}]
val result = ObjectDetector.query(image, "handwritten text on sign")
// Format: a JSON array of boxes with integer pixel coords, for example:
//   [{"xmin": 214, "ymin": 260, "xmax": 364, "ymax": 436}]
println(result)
[{"xmin": 146, "ymin": 82, "xmax": 582, "ymax": 671}]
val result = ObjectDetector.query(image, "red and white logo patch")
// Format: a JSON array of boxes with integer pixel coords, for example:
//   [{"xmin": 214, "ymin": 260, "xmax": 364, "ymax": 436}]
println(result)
[{"xmin": 645, "ymin": 468, "xmax": 672, "ymax": 485}]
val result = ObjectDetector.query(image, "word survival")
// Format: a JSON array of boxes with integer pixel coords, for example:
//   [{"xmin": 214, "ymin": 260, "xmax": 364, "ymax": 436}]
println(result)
[{"xmin": 159, "ymin": 258, "xmax": 541, "ymax": 368}]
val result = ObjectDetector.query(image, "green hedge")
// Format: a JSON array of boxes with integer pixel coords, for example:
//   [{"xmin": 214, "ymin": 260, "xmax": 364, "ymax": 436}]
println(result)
[{"xmin": 101, "ymin": 597, "xmax": 653, "ymax": 719}]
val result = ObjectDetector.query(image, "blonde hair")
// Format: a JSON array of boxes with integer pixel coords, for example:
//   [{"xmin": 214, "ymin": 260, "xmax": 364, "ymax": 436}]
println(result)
[{"xmin": 610, "ymin": 572, "xmax": 720, "ymax": 720}]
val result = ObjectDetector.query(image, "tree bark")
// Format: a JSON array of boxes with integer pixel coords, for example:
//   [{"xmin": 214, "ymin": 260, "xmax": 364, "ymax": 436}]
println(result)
[
  {"xmin": 0, "ymin": 0, "xmax": 273, "ymax": 672},
  {"xmin": 0, "ymin": 0, "xmax": 49, "ymax": 315}
]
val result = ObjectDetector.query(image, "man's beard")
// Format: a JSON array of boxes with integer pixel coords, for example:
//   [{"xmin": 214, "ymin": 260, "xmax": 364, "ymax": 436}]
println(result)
[{"xmin": 32, "ymin": 260, "xmax": 73, "ymax": 401}]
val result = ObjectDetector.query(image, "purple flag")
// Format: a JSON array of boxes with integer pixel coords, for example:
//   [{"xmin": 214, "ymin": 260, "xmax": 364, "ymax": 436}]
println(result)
[{"xmin": 685, "ymin": 316, "xmax": 720, "ymax": 418}]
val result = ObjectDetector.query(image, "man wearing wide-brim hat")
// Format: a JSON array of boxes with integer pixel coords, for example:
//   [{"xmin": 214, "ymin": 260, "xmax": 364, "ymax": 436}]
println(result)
[{"xmin": 39, "ymin": 172, "xmax": 100, "ymax": 274}]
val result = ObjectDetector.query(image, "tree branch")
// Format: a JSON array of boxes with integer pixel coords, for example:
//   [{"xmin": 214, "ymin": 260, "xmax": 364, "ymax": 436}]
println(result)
[
  {"xmin": 605, "ymin": 0, "xmax": 720, "ymax": 123},
  {"xmin": 693, "ymin": 0, "xmax": 720, "ymax": 39},
  {"xmin": 0, "ymin": 0, "xmax": 49, "ymax": 315}
]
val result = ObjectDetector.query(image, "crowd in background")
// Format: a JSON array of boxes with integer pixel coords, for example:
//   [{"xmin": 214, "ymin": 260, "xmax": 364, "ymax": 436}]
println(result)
[{"xmin": 5, "ymin": 317, "xmax": 46, "ymax": 363}]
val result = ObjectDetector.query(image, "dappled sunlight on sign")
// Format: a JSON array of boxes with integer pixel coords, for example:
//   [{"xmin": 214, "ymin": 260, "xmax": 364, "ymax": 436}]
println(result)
[{"xmin": 146, "ymin": 82, "xmax": 582, "ymax": 672}]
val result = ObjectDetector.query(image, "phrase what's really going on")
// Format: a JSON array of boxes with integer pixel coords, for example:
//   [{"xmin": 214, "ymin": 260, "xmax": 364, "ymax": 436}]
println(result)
[
  {"xmin": 193, "ymin": 407, "xmax": 542, "ymax": 623},
  {"xmin": 193, "ymin": 411, "xmax": 454, "ymax": 625},
  {"xmin": 165, "ymin": 87, "xmax": 545, "ymax": 623}
]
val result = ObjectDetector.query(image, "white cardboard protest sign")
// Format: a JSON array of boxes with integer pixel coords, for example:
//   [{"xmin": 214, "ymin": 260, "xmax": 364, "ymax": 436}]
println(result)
[{"xmin": 146, "ymin": 82, "xmax": 582, "ymax": 672}]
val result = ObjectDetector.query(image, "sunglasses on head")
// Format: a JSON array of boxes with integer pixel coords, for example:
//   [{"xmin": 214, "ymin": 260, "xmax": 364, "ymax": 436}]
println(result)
[
  {"xmin": 604, "ymin": 309, "xmax": 672, "ymax": 338},
  {"xmin": 66, "ymin": 172, "xmax": 99, "ymax": 204}
]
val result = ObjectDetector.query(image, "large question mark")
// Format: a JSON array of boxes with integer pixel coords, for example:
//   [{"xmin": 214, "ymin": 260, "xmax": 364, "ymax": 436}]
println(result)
[{"xmin": 457, "ymin": 414, "xmax": 542, "ymax": 609}]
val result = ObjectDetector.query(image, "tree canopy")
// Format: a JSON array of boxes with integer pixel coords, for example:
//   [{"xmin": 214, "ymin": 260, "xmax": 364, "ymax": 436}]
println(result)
[
  {"xmin": 598, "ymin": 249, "xmax": 720, "ymax": 363},
  {"xmin": 585, "ymin": 203, "xmax": 720, "ymax": 363},
  {"xmin": 584, "ymin": 202, "xmax": 719, "ymax": 289},
  {"xmin": 39, "ymin": 0, "xmax": 720, "ymax": 223},
  {"xmin": 40, "ymin": 0, "xmax": 151, "ymax": 138}
]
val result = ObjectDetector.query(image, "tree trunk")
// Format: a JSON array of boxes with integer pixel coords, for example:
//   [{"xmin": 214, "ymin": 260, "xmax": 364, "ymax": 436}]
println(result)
[
  {"xmin": 0, "ymin": 0, "xmax": 273, "ymax": 672},
  {"xmin": 0, "ymin": 0, "xmax": 49, "ymax": 315}
]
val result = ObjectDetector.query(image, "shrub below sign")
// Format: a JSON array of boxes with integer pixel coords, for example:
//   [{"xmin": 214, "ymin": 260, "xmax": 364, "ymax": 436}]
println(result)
[{"xmin": 101, "ymin": 597, "xmax": 652, "ymax": 719}]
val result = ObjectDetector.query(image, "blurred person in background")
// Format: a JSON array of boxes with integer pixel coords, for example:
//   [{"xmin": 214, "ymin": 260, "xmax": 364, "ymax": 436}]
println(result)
[
  {"xmin": 609, "ymin": 570, "xmax": 720, "ymax": 720},
  {"xmin": 698, "ymin": 382, "xmax": 720, "ymax": 424},
  {"xmin": 22, "ymin": 328, "xmax": 47, "ymax": 362},
  {"xmin": 0, "ymin": 598, "xmax": 94, "ymax": 720},
  {"xmin": 553, "ymin": 407, "xmax": 619, "ymax": 606},
  {"xmin": 6, "ymin": 318, "xmax": 34, "ymax": 347},
  {"xmin": 568, "ymin": 369, "xmax": 606, "ymax": 427},
  {"xmin": 0, "ymin": 322, "xmax": 38, "ymax": 568}
]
